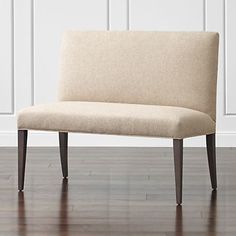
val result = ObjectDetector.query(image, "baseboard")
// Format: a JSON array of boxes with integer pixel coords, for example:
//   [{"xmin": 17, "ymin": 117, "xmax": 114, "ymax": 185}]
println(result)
[{"xmin": 0, "ymin": 131, "xmax": 235, "ymax": 147}]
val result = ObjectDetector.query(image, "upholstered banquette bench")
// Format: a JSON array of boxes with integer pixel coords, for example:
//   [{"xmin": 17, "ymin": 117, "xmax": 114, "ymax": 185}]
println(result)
[{"xmin": 17, "ymin": 31, "xmax": 219, "ymax": 204}]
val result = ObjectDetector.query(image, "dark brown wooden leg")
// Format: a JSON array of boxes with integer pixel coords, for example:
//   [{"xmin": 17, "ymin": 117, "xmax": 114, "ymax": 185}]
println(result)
[
  {"xmin": 18, "ymin": 130, "xmax": 28, "ymax": 191},
  {"xmin": 206, "ymin": 133, "xmax": 217, "ymax": 190},
  {"xmin": 59, "ymin": 132, "xmax": 68, "ymax": 178},
  {"xmin": 173, "ymin": 139, "xmax": 183, "ymax": 205}
]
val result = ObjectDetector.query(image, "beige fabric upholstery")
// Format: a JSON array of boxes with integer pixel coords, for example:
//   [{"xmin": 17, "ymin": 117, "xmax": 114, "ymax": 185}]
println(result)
[
  {"xmin": 18, "ymin": 31, "xmax": 219, "ymax": 139},
  {"xmin": 59, "ymin": 31, "xmax": 219, "ymax": 120},
  {"xmin": 18, "ymin": 102, "xmax": 215, "ymax": 139}
]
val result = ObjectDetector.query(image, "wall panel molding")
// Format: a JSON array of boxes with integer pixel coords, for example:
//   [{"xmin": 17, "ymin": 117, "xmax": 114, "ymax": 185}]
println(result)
[
  {"xmin": 31, "ymin": 0, "xmax": 35, "ymax": 105},
  {"xmin": 224, "ymin": 0, "xmax": 236, "ymax": 115},
  {"xmin": 224, "ymin": 0, "xmax": 227, "ymax": 115},
  {"xmin": 107, "ymin": 0, "xmax": 110, "ymax": 30},
  {"xmin": 0, "ymin": 0, "xmax": 14, "ymax": 114},
  {"xmin": 11, "ymin": 0, "xmax": 15, "ymax": 114},
  {"xmin": 127, "ymin": 0, "xmax": 130, "ymax": 30},
  {"xmin": 109, "ymin": 0, "xmax": 129, "ymax": 30},
  {"xmin": 204, "ymin": 0, "xmax": 207, "ymax": 31},
  {"xmin": 128, "ymin": 0, "xmax": 207, "ymax": 31}
]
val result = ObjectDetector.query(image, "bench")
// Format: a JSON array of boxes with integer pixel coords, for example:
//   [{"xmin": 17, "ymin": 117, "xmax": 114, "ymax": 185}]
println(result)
[{"xmin": 17, "ymin": 31, "xmax": 219, "ymax": 204}]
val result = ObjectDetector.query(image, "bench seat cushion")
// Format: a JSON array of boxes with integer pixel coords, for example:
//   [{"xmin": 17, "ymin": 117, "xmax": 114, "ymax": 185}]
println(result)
[{"xmin": 17, "ymin": 102, "xmax": 215, "ymax": 139}]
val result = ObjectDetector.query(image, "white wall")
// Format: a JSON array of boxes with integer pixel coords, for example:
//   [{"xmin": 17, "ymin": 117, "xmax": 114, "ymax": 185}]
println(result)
[{"xmin": 0, "ymin": 0, "xmax": 235, "ymax": 147}]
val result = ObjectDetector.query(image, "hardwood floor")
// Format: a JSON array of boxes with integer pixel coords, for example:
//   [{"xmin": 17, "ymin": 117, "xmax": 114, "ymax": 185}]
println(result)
[{"xmin": 0, "ymin": 147, "xmax": 236, "ymax": 236}]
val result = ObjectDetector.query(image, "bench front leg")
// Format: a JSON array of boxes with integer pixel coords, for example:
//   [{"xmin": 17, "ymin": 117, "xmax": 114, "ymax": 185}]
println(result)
[
  {"xmin": 18, "ymin": 130, "xmax": 28, "ymax": 191},
  {"xmin": 59, "ymin": 132, "xmax": 68, "ymax": 178},
  {"xmin": 206, "ymin": 133, "xmax": 217, "ymax": 190},
  {"xmin": 173, "ymin": 139, "xmax": 183, "ymax": 205}
]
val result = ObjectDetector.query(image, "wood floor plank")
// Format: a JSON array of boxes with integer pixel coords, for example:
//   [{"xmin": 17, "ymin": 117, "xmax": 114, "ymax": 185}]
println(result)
[{"xmin": 0, "ymin": 147, "xmax": 235, "ymax": 235}]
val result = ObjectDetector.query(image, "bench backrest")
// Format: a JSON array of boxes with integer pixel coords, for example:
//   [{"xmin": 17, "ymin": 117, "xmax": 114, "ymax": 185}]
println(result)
[{"xmin": 59, "ymin": 31, "xmax": 219, "ymax": 121}]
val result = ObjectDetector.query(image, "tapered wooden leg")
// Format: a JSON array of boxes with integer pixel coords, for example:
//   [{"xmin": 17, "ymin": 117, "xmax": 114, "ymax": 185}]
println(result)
[
  {"xmin": 59, "ymin": 132, "xmax": 68, "ymax": 178},
  {"xmin": 206, "ymin": 133, "xmax": 217, "ymax": 190},
  {"xmin": 173, "ymin": 139, "xmax": 183, "ymax": 205},
  {"xmin": 18, "ymin": 130, "xmax": 28, "ymax": 191}
]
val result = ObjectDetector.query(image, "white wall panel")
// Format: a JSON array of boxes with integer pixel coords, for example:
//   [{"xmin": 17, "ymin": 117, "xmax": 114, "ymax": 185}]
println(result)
[
  {"xmin": 206, "ymin": 0, "xmax": 236, "ymax": 135},
  {"xmin": 0, "ymin": 0, "xmax": 13, "ymax": 113},
  {"xmin": 109, "ymin": 0, "xmax": 128, "ymax": 30},
  {"xmin": 130, "ymin": 0, "xmax": 205, "ymax": 31},
  {"xmin": 225, "ymin": 0, "xmax": 236, "ymax": 114},
  {"xmin": 34, "ymin": 0, "xmax": 108, "ymax": 104},
  {"xmin": 0, "ymin": 0, "xmax": 236, "ymax": 146},
  {"xmin": 14, "ymin": 0, "xmax": 32, "ymax": 110},
  {"xmin": 206, "ymin": 0, "xmax": 225, "ymax": 133}
]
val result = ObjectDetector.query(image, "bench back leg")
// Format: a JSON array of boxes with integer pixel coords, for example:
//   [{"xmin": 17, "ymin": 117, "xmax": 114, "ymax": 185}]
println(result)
[
  {"xmin": 173, "ymin": 139, "xmax": 183, "ymax": 205},
  {"xmin": 206, "ymin": 133, "xmax": 217, "ymax": 190},
  {"xmin": 18, "ymin": 130, "xmax": 28, "ymax": 191},
  {"xmin": 59, "ymin": 132, "xmax": 68, "ymax": 178}
]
